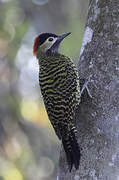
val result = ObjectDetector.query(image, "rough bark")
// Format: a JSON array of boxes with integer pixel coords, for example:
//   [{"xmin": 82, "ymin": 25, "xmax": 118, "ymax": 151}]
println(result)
[{"xmin": 58, "ymin": 0, "xmax": 119, "ymax": 179}]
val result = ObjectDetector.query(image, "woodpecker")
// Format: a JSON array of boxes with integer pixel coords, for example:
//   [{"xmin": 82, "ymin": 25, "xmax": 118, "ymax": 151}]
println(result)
[{"xmin": 33, "ymin": 32, "xmax": 81, "ymax": 171}]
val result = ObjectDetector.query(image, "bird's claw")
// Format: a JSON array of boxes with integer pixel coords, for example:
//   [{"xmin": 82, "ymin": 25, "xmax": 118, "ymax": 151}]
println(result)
[{"xmin": 80, "ymin": 75, "xmax": 93, "ymax": 98}]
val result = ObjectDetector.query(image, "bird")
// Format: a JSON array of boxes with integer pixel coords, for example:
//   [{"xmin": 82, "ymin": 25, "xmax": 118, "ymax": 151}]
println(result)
[{"xmin": 33, "ymin": 32, "xmax": 81, "ymax": 171}]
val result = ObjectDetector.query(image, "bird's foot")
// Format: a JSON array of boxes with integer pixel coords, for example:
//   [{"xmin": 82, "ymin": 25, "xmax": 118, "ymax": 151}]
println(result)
[{"xmin": 80, "ymin": 76, "xmax": 93, "ymax": 98}]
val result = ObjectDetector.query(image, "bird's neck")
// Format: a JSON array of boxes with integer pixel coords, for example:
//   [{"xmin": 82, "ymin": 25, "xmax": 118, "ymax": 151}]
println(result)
[
  {"xmin": 36, "ymin": 51, "xmax": 66, "ymax": 66},
  {"xmin": 36, "ymin": 51, "xmax": 60, "ymax": 58}
]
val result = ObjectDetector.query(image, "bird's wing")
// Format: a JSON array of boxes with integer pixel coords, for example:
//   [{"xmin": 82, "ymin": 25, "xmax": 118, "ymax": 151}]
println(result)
[
  {"xmin": 39, "ymin": 56, "xmax": 80, "ymax": 139},
  {"xmin": 39, "ymin": 55, "xmax": 81, "ymax": 170}
]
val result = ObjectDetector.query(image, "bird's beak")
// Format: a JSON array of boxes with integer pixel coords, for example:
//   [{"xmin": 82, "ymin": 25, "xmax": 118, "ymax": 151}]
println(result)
[
  {"xmin": 48, "ymin": 32, "xmax": 71, "ymax": 54},
  {"xmin": 57, "ymin": 32, "xmax": 71, "ymax": 43}
]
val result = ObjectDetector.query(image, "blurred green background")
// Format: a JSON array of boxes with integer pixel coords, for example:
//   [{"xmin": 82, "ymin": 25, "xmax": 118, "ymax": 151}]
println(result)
[{"xmin": 0, "ymin": 0, "xmax": 88, "ymax": 179}]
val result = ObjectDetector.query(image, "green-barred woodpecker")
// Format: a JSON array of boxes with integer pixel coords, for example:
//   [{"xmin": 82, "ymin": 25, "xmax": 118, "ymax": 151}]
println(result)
[{"xmin": 33, "ymin": 32, "xmax": 81, "ymax": 171}]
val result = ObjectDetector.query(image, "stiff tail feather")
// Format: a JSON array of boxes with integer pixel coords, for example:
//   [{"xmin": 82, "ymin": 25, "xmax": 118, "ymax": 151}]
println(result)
[{"xmin": 61, "ymin": 125, "xmax": 80, "ymax": 172}]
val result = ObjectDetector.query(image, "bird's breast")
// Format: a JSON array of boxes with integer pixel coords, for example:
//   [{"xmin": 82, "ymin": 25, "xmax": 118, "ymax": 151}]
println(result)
[{"xmin": 39, "ymin": 65, "xmax": 67, "ymax": 102}]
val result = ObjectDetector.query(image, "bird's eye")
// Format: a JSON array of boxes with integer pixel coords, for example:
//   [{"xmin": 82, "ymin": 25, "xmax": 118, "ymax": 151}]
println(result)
[{"xmin": 48, "ymin": 37, "xmax": 54, "ymax": 42}]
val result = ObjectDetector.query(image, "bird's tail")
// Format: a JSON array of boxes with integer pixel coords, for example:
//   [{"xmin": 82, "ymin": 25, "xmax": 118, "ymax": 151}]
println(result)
[{"xmin": 61, "ymin": 124, "xmax": 80, "ymax": 172}]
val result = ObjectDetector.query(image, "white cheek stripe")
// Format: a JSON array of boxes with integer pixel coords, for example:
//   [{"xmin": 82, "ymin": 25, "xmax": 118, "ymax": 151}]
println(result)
[{"xmin": 40, "ymin": 38, "xmax": 57, "ymax": 51}]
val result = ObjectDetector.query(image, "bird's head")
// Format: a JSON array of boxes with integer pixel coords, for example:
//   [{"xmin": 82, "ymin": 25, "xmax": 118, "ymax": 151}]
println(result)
[{"xmin": 33, "ymin": 32, "xmax": 71, "ymax": 56}]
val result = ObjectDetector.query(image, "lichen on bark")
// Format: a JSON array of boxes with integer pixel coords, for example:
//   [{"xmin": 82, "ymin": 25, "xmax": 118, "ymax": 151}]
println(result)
[{"xmin": 58, "ymin": 0, "xmax": 119, "ymax": 179}]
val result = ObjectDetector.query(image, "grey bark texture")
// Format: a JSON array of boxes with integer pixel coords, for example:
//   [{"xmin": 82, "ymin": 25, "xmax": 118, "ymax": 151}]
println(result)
[{"xmin": 58, "ymin": 0, "xmax": 119, "ymax": 179}]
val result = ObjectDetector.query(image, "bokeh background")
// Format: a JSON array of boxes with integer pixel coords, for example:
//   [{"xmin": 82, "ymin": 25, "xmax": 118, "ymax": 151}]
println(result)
[{"xmin": 0, "ymin": 0, "xmax": 88, "ymax": 179}]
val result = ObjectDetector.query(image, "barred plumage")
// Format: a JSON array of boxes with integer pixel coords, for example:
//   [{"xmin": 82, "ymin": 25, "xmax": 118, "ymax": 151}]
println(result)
[
  {"xmin": 33, "ymin": 32, "xmax": 81, "ymax": 171},
  {"xmin": 37, "ymin": 52, "xmax": 80, "ymax": 171}
]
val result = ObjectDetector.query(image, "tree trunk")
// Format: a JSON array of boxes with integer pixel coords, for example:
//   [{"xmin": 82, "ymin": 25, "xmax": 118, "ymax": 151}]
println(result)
[{"xmin": 58, "ymin": 0, "xmax": 119, "ymax": 179}]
